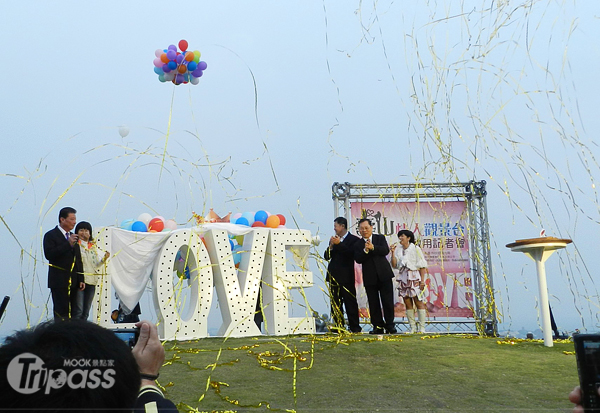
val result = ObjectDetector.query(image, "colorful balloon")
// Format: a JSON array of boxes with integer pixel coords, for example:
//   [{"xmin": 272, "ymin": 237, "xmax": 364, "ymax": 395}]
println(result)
[
  {"xmin": 254, "ymin": 210, "xmax": 268, "ymax": 224},
  {"xmin": 137, "ymin": 213, "xmax": 152, "ymax": 226},
  {"xmin": 266, "ymin": 215, "xmax": 280, "ymax": 228},
  {"xmin": 148, "ymin": 218, "xmax": 164, "ymax": 232},
  {"xmin": 131, "ymin": 221, "xmax": 147, "ymax": 232},
  {"xmin": 236, "ymin": 217, "xmax": 249, "ymax": 226},
  {"xmin": 154, "ymin": 43, "xmax": 206, "ymax": 85},
  {"xmin": 164, "ymin": 219, "xmax": 177, "ymax": 230},
  {"xmin": 277, "ymin": 214, "xmax": 286, "ymax": 226},
  {"xmin": 120, "ymin": 219, "xmax": 134, "ymax": 231}
]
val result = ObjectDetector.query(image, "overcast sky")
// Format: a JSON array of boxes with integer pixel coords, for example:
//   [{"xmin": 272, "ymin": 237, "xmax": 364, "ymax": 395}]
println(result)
[{"xmin": 1, "ymin": 1, "xmax": 599, "ymax": 337}]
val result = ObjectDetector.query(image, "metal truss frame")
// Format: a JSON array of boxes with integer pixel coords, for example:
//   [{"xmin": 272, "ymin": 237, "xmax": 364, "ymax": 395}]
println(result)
[{"xmin": 331, "ymin": 181, "xmax": 497, "ymax": 335}]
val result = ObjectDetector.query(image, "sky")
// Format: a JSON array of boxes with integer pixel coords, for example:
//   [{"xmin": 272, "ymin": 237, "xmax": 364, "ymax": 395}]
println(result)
[{"xmin": 1, "ymin": 0, "xmax": 599, "ymax": 338}]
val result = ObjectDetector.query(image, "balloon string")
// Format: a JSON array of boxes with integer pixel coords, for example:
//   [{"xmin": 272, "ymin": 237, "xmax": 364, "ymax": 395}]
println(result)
[{"xmin": 159, "ymin": 87, "xmax": 176, "ymax": 183}]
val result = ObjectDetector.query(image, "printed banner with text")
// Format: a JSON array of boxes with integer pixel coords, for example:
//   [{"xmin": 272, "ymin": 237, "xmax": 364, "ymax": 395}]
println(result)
[{"xmin": 350, "ymin": 201, "xmax": 474, "ymax": 319}]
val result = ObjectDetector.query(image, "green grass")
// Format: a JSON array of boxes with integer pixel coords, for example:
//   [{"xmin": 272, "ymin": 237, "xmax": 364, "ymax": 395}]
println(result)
[{"xmin": 158, "ymin": 333, "xmax": 577, "ymax": 412}]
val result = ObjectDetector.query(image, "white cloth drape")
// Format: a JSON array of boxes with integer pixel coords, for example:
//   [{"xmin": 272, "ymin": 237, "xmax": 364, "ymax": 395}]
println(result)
[{"xmin": 108, "ymin": 224, "xmax": 254, "ymax": 313}]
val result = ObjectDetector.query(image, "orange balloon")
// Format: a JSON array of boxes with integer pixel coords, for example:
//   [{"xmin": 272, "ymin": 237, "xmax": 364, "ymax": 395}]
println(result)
[
  {"xmin": 177, "ymin": 64, "xmax": 187, "ymax": 74},
  {"xmin": 160, "ymin": 53, "xmax": 169, "ymax": 64},
  {"xmin": 266, "ymin": 215, "xmax": 280, "ymax": 228},
  {"xmin": 185, "ymin": 52, "xmax": 194, "ymax": 62}
]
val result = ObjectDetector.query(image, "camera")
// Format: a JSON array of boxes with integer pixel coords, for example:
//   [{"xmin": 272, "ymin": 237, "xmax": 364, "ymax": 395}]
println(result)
[
  {"xmin": 574, "ymin": 333, "xmax": 600, "ymax": 410},
  {"xmin": 112, "ymin": 328, "xmax": 139, "ymax": 349}
]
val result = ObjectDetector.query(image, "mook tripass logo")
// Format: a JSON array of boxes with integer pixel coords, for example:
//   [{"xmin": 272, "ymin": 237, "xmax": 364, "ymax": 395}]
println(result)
[{"xmin": 7, "ymin": 353, "xmax": 116, "ymax": 394}]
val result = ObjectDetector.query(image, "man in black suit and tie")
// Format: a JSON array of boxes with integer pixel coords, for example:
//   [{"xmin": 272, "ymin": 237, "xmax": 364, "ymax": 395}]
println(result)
[
  {"xmin": 324, "ymin": 217, "xmax": 361, "ymax": 333},
  {"xmin": 354, "ymin": 218, "xmax": 397, "ymax": 334},
  {"xmin": 43, "ymin": 206, "xmax": 84, "ymax": 319}
]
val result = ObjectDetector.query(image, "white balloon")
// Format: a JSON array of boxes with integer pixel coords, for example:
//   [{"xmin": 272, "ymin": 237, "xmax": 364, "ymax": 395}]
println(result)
[
  {"xmin": 137, "ymin": 213, "xmax": 152, "ymax": 226},
  {"xmin": 190, "ymin": 77, "xmax": 199, "ymax": 85},
  {"xmin": 118, "ymin": 126, "xmax": 129, "ymax": 138}
]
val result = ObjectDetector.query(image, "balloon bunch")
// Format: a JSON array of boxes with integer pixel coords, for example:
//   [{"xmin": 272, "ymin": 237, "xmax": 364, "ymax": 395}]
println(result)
[
  {"xmin": 152, "ymin": 39, "xmax": 207, "ymax": 85},
  {"xmin": 230, "ymin": 210, "xmax": 287, "ymax": 228},
  {"xmin": 120, "ymin": 213, "xmax": 178, "ymax": 233}
]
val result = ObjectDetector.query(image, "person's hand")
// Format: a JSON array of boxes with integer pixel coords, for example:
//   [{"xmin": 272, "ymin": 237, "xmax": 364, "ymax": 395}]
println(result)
[
  {"xmin": 68, "ymin": 233, "xmax": 78, "ymax": 246},
  {"xmin": 132, "ymin": 321, "xmax": 164, "ymax": 385},
  {"xmin": 390, "ymin": 244, "xmax": 397, "ymax": 253},
  {"xmin": 365, "ymin": 239, "xmax": 374, "ymax": 251},
  {"xmin": 569, "ymin": 385, "xmax": 600, "ymax": 413},
  {"xmin": 569, "ymin": 386, "xmax": 584, "ymax": 413},
  {"xmin": 330, "ymin": 235, "xmax": 340, "ymax": 246},
  {"xmin": 79, "ymin": 282, "xmax": 85, "ymax": 291}
]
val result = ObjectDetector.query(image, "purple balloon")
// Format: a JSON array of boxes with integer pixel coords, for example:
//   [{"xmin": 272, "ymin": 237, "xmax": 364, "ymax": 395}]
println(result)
[
  {"xmin": 162, "ymin": 64, "xmax": 171, "ymax": 73},
  {"xmin": 166, "ymin": 50, "xmax": 176, "ymax": 61},
  {"xmin": 168, "ymin": 44, "xmax": 177, "ymax": 51},
  {"xmin": 176, "ymin": 54, "xmax": 184, "ymax": 64},
  {"xmin": 175, "ymin": 74, "xmax": 184, "ymax": 84},
  {"xmin": 198, "ymin": 61, "xmax": 207, "ymax": 70},
  {"xmin": 192, "ymin": 68, "xmax": 202, "ymax": 77}
]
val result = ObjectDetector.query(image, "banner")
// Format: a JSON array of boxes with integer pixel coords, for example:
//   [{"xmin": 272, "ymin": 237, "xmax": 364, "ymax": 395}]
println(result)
[{"xmin": 350, "ymin": 201, "xmax": 474, "ymax": 319}]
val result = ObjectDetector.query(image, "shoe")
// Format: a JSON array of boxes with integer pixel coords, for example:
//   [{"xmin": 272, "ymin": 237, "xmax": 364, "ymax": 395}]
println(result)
[
  {"xmin": 350, "ymin": 327, "xmax": 363, "ymax": 333},
  {"xmin": 386, "ymin": 326, "xmax": 398, "ymax": 334},
  {"xmin": 369, "ymin": 327, "xmax": 385, "ymax": 334}
]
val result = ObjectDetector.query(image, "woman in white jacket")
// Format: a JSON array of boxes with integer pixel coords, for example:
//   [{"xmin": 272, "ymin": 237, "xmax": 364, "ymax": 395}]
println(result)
[
  {"xmin": 390, "ymin": 229, "xmax": 428, "ymax": 333},
  {"xmin": 73, "ymin": 221, "xmax": 109, "ymax": 320}
]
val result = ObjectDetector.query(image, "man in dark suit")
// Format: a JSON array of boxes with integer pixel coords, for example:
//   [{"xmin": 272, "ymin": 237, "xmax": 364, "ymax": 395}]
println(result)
[
  {"xmin": 354, "ymin": 218, "xmax": 397, "ymax": 334},
  {"xmin": 43, "ymin": 206, "xmax": 84, "ymax": 319},
  {"xmin": 324, "ymin": 217, "xmax": 361, "ymax": 333}
]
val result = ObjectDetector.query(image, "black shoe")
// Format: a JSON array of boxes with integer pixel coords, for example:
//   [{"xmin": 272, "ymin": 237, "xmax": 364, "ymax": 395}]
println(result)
[
  {"xmin": 350, "ymin": 327, "xmax": 362, "ymax": 333},
  {"xmin": 369, "ymin": 327, "xmax": 385, "ymax": 334},
  {"xmin": 386, "ymin": 326, "xmax": 398, "ymax": 334}
]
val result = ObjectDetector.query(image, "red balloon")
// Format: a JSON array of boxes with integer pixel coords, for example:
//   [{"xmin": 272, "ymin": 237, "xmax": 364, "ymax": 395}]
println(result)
[
  {"xmin": 252, "ymin": 221, "xmax": 265, "ymax": 227},
  {"xmin": 148, "ymin": 218, "xmax": 164, "ymax": 232},
  {"xmin": 276, "ymin": 214, "xmax": 286, "ymax": 226},
  {"xmin": 178, "ymin": 39, "xmax": 188, "ymax": 51}
]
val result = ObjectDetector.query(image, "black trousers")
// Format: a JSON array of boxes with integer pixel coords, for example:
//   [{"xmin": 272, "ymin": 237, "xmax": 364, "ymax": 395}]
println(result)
[
  {"xmin": 364, "ymin": 277, "xmax": 395, "ymax": 330},
  {"xmin": 329, "ymin": 280, "xmax": 361, "ymax": 332},
  {"xmin": 51, "ymin": 286, "xmax": 70, "ymax": 320}
]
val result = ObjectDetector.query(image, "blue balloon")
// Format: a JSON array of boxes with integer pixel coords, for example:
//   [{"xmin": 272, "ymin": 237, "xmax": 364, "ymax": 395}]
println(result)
[
  {"xmin": 153, "ymin": 66, "xmax": 164, "ymax": 75},
  {"xmin": 229, "ymin": 239, "xmax": 234, "ymax": 250},
  {"xmin": 187, "ymin": 61, "xmax": 197, "ymax": 71},
  {"xmin": 236, "ymin": 217, "xmax": 249, "ymax": 226},
  {"xmin": 131, "ymin": 221, "xmax": 147, "ymax": 232},
  {"xmin": 241, "ymin": 211, "xmax": 255, "ymax": 226},
  {"xmin": 254, "ymin": 210, "xmax": 268, "ymax": 224},
  {"xmin": 233, "ymin": 245, "xmax": 242, "ymax": 265},
  {"xmin": 168, "ymin": 61, "xmax": 177, "ymax": 70},
  {"xmin": 120, "ymin": 219, "xmax": 134, "ymax": 231}
]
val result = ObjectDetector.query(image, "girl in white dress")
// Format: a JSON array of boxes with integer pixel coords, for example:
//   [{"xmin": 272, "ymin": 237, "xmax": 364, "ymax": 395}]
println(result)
[{"xmin": 390, "ymin": 229, "xmax": 428, "ymax": 333}]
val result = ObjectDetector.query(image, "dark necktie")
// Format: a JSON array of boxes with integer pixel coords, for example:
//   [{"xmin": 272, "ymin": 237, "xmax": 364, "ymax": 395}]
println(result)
[{"xmin": 66, "ymin": 232, "xmax": 70, "ymax": 240}]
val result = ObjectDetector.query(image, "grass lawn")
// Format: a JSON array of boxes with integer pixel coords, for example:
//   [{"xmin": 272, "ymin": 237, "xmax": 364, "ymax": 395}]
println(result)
[{"xmin": 157, "ymin": 333, "xmax": 577, "ymax": 412}]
